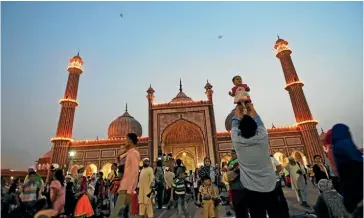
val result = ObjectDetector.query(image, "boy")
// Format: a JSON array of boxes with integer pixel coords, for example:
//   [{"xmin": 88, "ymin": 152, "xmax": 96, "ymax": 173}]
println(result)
[
  {"xmin": 297, "ymin": 169, "xmax": 310, "ymax": 207},
  {"xmin": 199, "ymin": 176, "xmax": 218, "ymax": 218},
  {"xmin": 171, "ymin": 167, "xmax": 189, "ymax": 218}
]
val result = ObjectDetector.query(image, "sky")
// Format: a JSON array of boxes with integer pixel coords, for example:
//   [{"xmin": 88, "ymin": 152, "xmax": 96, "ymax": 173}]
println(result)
[{"xmin": 1, "ymin": 1, "xmax": 363, "ymax": 170}]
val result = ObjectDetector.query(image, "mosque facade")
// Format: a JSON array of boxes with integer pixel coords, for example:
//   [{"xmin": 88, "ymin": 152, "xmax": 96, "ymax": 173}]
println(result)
[{"xmin": 32, "ymin": 37, "xmax": 326, "ymax": 178}]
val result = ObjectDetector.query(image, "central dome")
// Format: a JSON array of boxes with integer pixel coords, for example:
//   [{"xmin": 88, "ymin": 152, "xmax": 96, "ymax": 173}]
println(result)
[
  {"xmin": 170, "ymin": 78, "xmax": 193, "ymax": 103},
  {"xmin": 108, "ymin": 104, "xmax": 142, "ymax": 139}
]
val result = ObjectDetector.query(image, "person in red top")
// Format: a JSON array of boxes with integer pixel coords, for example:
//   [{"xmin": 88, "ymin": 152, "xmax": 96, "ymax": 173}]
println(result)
[
  {"xmin": 110, "ymin": 133, "xmax": 141, "ymax": 218},
  {"xmin": 229, "ymin": 75, "xmax": 251, "ymax": 114}
]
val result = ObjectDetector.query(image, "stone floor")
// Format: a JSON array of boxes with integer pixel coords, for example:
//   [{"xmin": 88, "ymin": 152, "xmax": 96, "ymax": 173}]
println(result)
[{"xmin": 152, "ymin": 183, "xmax": 319, "ymax": 218}]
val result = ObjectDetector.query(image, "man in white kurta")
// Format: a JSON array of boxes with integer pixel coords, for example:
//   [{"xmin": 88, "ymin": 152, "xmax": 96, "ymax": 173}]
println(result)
[{"xmin": 138, "ymin": 158, "xmax": 155, "ymax": 218}]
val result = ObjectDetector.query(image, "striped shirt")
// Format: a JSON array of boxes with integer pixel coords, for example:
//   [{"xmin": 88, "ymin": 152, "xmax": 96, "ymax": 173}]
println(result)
[
  {"xmin": 21, "ymin": 182, "xmax": 39, "ymax": 202},
  {"xmin": 173, "ymin": 178, "xmax": 186, "ymax": 195}
]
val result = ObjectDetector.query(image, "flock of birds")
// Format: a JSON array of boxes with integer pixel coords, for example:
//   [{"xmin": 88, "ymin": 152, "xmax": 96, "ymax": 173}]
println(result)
[{"xmin": 119, "ymin": 13, "xmax": 223, "ymax": 40}]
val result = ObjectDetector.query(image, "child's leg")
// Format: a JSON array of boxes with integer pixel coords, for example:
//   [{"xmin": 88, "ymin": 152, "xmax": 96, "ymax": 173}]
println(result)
[
  {"xmin": 176, "ymin": 196, "xmax": 183, "ymax": 218},
  {"xmin": 202, "ymin": 200, "xmax": 209, "ymax": 218}
]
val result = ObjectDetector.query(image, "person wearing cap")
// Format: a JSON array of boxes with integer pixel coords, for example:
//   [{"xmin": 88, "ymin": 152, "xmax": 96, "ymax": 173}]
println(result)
[{"xmin": 138, "ymin": 158, "xmax": 154, "ymax": 218}]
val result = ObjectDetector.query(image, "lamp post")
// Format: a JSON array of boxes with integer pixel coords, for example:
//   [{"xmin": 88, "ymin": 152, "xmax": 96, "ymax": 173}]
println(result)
[{"xmin": 67, "ymin": 150, "xmax": 76, "ymax": 175}]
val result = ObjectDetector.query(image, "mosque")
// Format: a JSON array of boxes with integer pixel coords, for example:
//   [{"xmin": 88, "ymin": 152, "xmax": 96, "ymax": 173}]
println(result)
[{"xmin": 31, "ymin": 37, "xmax": 327, "ymax": 179}]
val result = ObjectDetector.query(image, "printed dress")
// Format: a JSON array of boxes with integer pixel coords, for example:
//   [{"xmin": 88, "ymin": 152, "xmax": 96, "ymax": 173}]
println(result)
[{"xmin": 231, "ymin": 84, "xmax": 251, "ymax": 104}]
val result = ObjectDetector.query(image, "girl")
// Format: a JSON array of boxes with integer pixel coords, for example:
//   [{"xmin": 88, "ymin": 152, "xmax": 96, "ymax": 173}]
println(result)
[
  {"xmin": 50, "ymin": 169, "xmax": 66, "ymax": 215},
  {"xmin": 74, "ymin": 168, "xmax": 94, "ymax": 218}
]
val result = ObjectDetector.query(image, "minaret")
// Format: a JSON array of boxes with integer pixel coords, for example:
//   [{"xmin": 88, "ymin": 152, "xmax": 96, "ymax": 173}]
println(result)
[
  {"xmin": 146, "ymin": 84, "xmax": 155, "ymax": 161},
  {"xmin": 274, "ymin": 37, "xmax": 325, "ymax": 162},
  {"xmin": 49, "ymin": 53, "xmax": 84, "ymax": 178},
  {"xmin": 204, "ymin": 80, "xmax": 219, "ymax": 163}
]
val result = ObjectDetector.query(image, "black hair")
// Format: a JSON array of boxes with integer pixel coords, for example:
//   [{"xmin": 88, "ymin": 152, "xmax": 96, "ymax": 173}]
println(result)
[
  {"xmin": 202, "ymin": 176, "xmax": 211, "ymax": 181},
  {"xmin": 99, "ymin": 171, "xmax": 104, "ymax": 177},
  {"xmin": 313, "ymin": 155, "xmax": 321, "ymax": 160},
  {"xmin": 238, "ymin": 115, "xmax": 258, "ymax": 139},
  {"xmin": 118, "ymin": 165, "xmax": 124, "ymax": 174},
  {"xmin": 231, "ymin": 149, "xmax": 236, "ymax": 153},
  {"xmin": 127, "ymin": 133, "xmax": 138, "ymax": 144},
  {"xmin": 232, "ymin": 75, "xmax": 241, "ymax": 82},
  {"xmin": 29, "ymin": 171, "xmax": 36, "ymax": 176},
  {"xmin": 156, "ymin": 160, "xmax": 163, "ymax": 167},
  {"xmin": 112, "ymin": 163, "xmax": 118, "ymax": 167},
  {"xmin": 54, "ymin": 169, "xmax": 65, "ymax": 186},
  {"xmin": 176, "ymin": 159, "xmax": 182, "ymax": 166}
]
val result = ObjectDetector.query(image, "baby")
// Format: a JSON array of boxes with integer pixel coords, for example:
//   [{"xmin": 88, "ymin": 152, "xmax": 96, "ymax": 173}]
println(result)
[{"xmin": 229, "ymin": 75, "xmax": 251, "ymax": 114}]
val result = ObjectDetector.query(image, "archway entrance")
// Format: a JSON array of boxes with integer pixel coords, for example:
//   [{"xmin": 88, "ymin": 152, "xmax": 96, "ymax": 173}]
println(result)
[
  {"xmin": 161, "ymin": 118, "xmax": 205, "ymax": 172},
  {"xmin": 85, "ymin": 164, "xmax": 97, "ymax": 177},
  {"xmin": 292, "ymin": 150, "xmax": 307, "ymax": 167},
  {"xmin": 175, "ymin": 151, "xmax": 196, "ymax": 173},
  {"xmin": 101, "ymin": 163, "xmax": 112, "ymax": 179},
  {"xmin": 274, "ymin": 152, "xmax": 288, "ymax": 166}
]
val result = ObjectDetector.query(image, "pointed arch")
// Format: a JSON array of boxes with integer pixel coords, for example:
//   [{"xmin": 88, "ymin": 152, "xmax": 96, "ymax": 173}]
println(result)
[{"xmin": 161, "ymin": 118, "xmax": 204, "ymax": 144}]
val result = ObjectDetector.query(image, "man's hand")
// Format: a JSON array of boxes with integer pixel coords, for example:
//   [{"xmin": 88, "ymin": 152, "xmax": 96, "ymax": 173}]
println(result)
[
  {"xmin": 246, "ymin": 103, "xmax": 257, "ymax": 117},
  {"xmin": 234, "ymin": 104, "xmax": 245, "ymax": 119}
]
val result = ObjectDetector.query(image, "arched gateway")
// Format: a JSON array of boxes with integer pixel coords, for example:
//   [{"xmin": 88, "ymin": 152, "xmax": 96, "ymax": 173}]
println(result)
[
  {"xmin": 148, "ymin": 80, "xmax": 219, "ymax": 164},
  {"xmin": 161, "ymin": 118, "xmax": 204, "ymax": 172}
]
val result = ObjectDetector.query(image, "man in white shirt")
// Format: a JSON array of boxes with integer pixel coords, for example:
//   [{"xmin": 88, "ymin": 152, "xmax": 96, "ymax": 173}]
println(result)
[{"xmin": 270, "ymin": 155, "xmax": 290, "ymax": 217}]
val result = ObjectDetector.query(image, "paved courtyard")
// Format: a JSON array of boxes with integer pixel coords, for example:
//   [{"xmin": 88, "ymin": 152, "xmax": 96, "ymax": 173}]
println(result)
[{"xmin": 153, "ymin": 184, "xmax": 319, "ymax": 218}]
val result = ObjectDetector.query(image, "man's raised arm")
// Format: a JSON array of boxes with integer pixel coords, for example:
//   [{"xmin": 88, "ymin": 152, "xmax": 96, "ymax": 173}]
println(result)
[{"xmin": 248, "ymin": 104, "xmax": 265, "ymax": 129}]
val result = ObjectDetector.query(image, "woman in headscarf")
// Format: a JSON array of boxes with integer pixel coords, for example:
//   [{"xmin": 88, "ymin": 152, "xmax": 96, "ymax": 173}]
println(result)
[
  {"xmin": 331, "ymin": 123, "xmax": 363, "ymax": 214},
  {"xmin": 313, "ymin": 179, "xmax": 349, "ymax": 218},
  {"xmin": 74, "ymin": 167, "xmax": 94, "ymax": 218},
  {"xmin": 198, "ymin": 157, "xmax": 216, "ymax": 185}
]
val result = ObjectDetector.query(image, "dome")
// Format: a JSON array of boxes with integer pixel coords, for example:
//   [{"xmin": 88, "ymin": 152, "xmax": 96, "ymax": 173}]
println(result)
[
  {"xmin": 170, "ymin": 78, "xmax": 193, "ymax": 103},
  {"xmin": 225, "ymin": 110, "xmax": 234, "ymax": 131},
  {"xmin": 108, "ymin": 104, "xmax": 142, "ymax": 139}
]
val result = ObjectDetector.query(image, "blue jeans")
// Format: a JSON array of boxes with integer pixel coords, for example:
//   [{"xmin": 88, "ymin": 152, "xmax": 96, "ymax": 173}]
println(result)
[{"xmin": 177, "ymin": 195, "xmax": 189, "ymax": 218}]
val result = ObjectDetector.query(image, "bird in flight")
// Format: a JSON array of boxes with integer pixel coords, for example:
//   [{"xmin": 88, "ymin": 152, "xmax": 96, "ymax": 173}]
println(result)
[
  {"xmin": 218, "ymin": 35, "xmax": 223, "ymax": 39},
  {"xmin": 120, "ymin": 13, "xmax": 123, "ymax": 18}
]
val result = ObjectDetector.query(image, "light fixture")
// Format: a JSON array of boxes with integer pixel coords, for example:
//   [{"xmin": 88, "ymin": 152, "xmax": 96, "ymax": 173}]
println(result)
[{"xmin": 69, "ymin": 151, "xmax": 76, "ymax": 157}]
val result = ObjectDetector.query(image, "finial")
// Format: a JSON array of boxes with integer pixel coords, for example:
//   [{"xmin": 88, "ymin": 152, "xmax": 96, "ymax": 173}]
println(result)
[
  {"xmin": 277, "ymin": 35, "xmax": 280, "ymax": 40},
  {"xmin": 272, "ymin": 123, "xmax": 276, "ymax": 129},
  {"xmin": 96, "ymin": 136, "xmax": 99, "ymax": 140},
  {"xmin": 125, "ymin": 103, "xmax": 128, "ymax": 112},
  {"xmin": 149, "ymin": 84, "xmax": 152, "ymax": 88},
  {"xmin": 179, "ymin": 78, "xmax": 183, "ymax": 92},
  {"xmin": 321, "ymin": 127, "xmax": 324, "ymax": 133}
]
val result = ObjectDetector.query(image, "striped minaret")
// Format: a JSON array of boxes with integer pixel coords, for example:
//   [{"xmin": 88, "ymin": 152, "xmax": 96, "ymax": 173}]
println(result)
[
  {"xmin": 48, "ymin": 53, "xmax": 84, "ymax": 180},
  {"xmin": 274, "ymin": 37, "xmax": 325, "ymax": 163}
]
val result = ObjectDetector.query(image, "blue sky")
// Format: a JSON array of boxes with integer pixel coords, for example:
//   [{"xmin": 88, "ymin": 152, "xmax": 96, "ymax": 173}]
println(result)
[{"xmin": 2, "ymin": 1, "xmax": 363, "ymax": 169}]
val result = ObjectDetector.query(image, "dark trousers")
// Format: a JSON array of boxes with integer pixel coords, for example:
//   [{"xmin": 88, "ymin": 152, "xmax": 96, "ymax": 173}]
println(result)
[
  {"xmin": 330, "ymin": 176, "xmax": 342, "ymax": 195},
  {"xmin": 156, "ymin": 183, "xmax": 165, "ymax": 209},
  {"xmin": 246, "ymin": 185, "xmax": 285, "ymax": 218},
  {"xmin": 275, "ymin": 181, "xmax": 290, "ymax": 218},
  {"xmin": 164, "ymin": 188, "xmax": 172, "ymax": 204},
  {"xmin": 194, "ymin": 188, "xmax": 199, "ymax": 201},
  {"xmin": 231, "ymin": 188, "xmax": 249, "ymax": 218}
]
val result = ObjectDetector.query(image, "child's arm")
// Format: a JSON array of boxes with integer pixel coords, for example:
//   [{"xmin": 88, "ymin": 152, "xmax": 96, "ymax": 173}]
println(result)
[{"xmin": 229, "ymin": 87, "xmax": 236, "ymax": 97}]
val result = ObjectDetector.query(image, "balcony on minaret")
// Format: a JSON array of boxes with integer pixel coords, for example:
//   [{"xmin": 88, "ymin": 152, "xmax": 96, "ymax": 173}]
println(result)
[
  {"xmin": 59, "ymin": 98, "xmax": 79, "ymax": 107},
  {"xmin": 274, "ymin": 36, "xmax": 292, "ymax": 57},
  {"xmin": 67, "ymin": 53, "xmax": 84, "ymax": 72}
]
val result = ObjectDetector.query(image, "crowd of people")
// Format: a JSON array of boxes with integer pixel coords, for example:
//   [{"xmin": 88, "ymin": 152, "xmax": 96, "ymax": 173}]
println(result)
[{"xmin": 1, "ymin": 104, "xmax": 363, "ymax": 218}]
